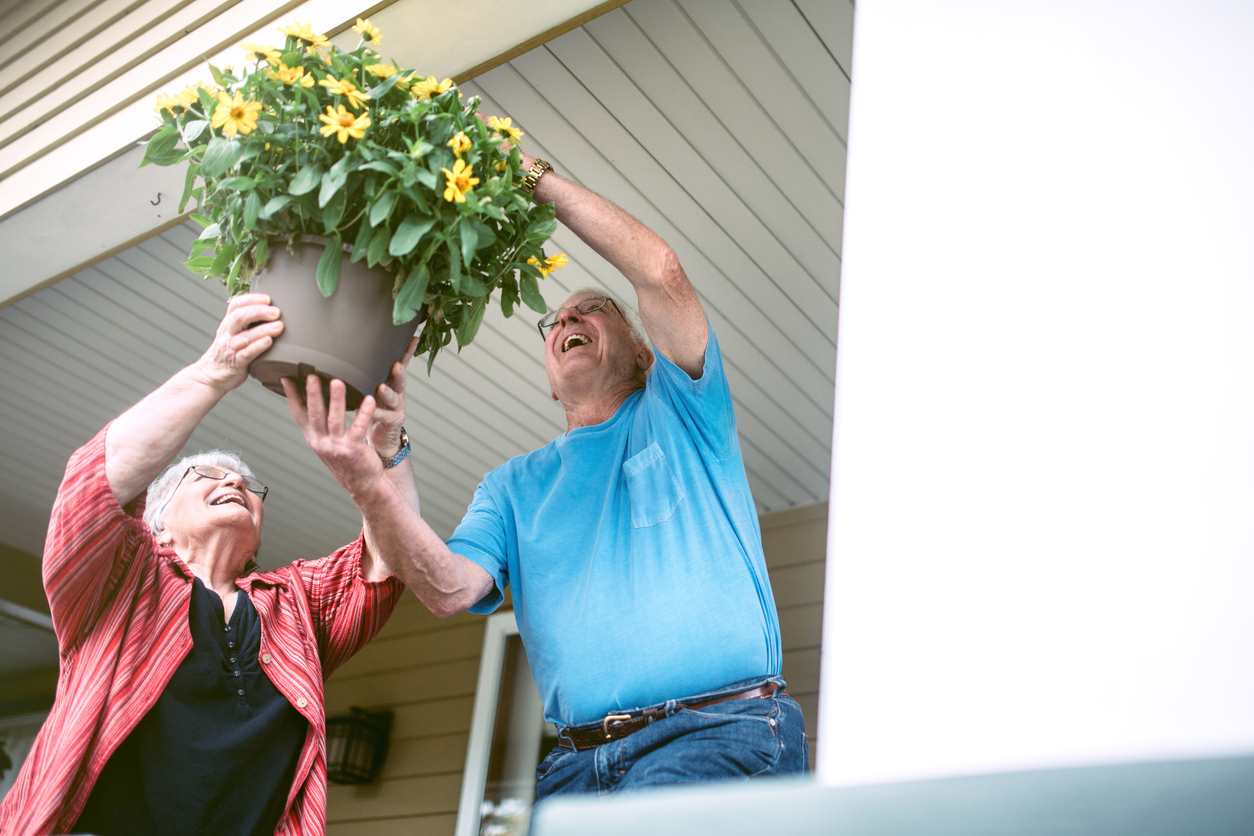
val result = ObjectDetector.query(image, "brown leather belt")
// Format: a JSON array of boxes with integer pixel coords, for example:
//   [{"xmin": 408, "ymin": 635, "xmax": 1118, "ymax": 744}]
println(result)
[{"xmin": 558, "ymin": 683, "xmax": 787, "ymax": 751}]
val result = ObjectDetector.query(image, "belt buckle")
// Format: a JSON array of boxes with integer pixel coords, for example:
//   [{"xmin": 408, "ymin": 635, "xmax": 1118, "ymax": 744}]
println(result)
[{"xmin": 602, "ymin": 713, "xmax": 632, "ymax": 740}]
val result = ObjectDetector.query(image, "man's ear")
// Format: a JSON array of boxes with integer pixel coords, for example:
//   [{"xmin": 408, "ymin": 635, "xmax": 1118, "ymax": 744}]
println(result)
[
  {"xmin": 551, "ymin": 389, "xmax": 560, "ymax": 401},
  {"xmin": 636, "ymin": 343, "xmax": 654, "ymax": 371}
]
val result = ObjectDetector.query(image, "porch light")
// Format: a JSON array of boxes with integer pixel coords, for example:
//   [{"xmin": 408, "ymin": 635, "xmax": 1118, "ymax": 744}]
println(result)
[{"xmin": 326, "ymin": 707, "xmax": 394, "ymax": 784}]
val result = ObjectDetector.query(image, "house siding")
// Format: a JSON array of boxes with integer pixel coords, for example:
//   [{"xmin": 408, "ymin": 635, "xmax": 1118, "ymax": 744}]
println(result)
[{"xmin": 323, "ymin": 502, "xmax": 828, "ymax": 833}]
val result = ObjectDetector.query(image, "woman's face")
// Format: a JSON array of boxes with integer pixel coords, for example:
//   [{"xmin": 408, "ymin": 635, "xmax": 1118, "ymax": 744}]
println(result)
[{"xmin": 161, "ymin": 466, "xmax": 265, "ymax": 553}]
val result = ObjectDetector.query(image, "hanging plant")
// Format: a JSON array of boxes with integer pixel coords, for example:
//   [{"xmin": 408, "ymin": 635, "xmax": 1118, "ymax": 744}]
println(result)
[{"xmin": 142, "ymin": 19, "xmax": 563, "ymax": 372}]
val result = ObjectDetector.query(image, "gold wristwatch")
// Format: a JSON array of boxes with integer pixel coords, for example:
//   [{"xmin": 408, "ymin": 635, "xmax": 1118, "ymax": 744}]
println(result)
[{"xmin": 519, "ymin": 158, "xmax": 553, "ymax": 196}]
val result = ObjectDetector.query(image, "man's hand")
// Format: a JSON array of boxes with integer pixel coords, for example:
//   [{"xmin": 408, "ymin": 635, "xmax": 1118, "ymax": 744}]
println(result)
[
  {"xmin": 283, "ymin": 374, "xmax": 384, "ymax": 502},
  {"xmin": 191, "ymin": 293, "xmax": 283, "ymax": 392},
  {"xmin": 369, "ymin": 337, "xmax": 418, "ymax": 457}
]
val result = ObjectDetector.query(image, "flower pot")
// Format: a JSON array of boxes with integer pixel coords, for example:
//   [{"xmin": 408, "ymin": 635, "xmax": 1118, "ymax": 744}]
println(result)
[{"xmin": 248, "ymin": 238, "xmax": 423, "ymax": 410}]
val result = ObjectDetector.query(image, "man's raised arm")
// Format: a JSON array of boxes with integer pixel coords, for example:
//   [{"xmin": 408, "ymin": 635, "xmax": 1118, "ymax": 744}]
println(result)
[{"xmin": 522, "ymin": 153, "xmax": 709, "ymax": 377}]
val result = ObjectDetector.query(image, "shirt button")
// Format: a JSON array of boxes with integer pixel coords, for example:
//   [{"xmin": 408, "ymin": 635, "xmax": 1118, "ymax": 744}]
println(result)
[
  {"xmin": 228, "ymin": 641, "xmax": 235, "ymax": 648},
  {"xmin": 237, "ymin": 689, "xmax": 245, "ymax": 696},
  {"xmin": 262, "ymin": 653, "xmax": 272, "ymax": 664},
  {"xmin": 224, "ymin": 625, "xmax": 231, "ymax": 632},
  {"xmin": 229, "ymin": 657, "xmax": 237, "ymax": 664},
  {"xmin": 297, "ymin": 697, "xmax": 308, "ymax": 709},
  {"xmin": 234, "ymin": 670, "xmax": 241, "ymax": 677}
]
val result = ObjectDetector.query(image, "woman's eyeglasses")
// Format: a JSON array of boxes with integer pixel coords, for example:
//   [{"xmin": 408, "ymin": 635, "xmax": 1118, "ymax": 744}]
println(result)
[{"xmin": 185, "ymin": 465, "xmax": 269, "ymax": 502}]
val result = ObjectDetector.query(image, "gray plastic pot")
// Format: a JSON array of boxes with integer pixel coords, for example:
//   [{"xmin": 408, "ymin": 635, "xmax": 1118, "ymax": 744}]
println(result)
[{"xmin": 248, "ymin": 237, "xmax": 423, "ymax": 410}]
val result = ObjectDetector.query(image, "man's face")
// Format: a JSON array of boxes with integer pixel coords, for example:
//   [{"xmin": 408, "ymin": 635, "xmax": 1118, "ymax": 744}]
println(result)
[
  {"xmin": 162, "ymin": 466, "xmax": 264, "ymax": 551},
  {"xmin": 544, "ymin": 293, "xmax": 647, "ymax": 402}
]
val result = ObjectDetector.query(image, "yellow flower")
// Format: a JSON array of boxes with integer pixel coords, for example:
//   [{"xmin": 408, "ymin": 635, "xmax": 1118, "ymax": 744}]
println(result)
[
  {"xmin": 155, "ymin": 92, "xmax": 189, "ymax": 116},
  {"xmin": 494, "ymin": 159, "xmax": 508, "ymax": 172},
  {"xmin": 411, "ymin": 76, "xmax": 453, "ymax": 101},
  {"xmin": 319, "ymin": 104, "xmax": 371, "ymax": 143},
  {"xmin": 270, "ymin": 62, "xmax": 314, "ymax": 87},
  {"xmin": 240, "ymin": 42, "xmax": 280, "ymax": 65},
  {"xmin": 440, "ymin": 159, "xmax": 479, "ymax": 203},
  {"xmin": 545, "ymin": 253, "xmax": 569, "ymax": 273},
  {"xmin": 278, "ymin": 22, "xmax": 328, "ymax": 53},
  {"xmin": 448, "ymin": 131, "xmax": 471, "ymax": 155},
  {"xmin": 319, "ymin": 75, "xmax": 370, "ymax": 110},
  {"xmin": 364, "ymin": 63, "xmax": 397, "ymax": 78},
  {"xmin": 352, "ymin": 18, "xmax": 382, "ymax": 46},
  {"xmin": 211, "ymin": 91, "xmax": 262, "ymax": 137},
  {"xmin": 487, "ymin": 115, "xmax": 524, "ymax": 146}
]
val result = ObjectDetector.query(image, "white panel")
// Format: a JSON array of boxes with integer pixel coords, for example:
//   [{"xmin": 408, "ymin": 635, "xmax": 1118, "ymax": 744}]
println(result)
[{"xmin": 821, "ymin": 0, "xmax": 1254, "ymax": 786}]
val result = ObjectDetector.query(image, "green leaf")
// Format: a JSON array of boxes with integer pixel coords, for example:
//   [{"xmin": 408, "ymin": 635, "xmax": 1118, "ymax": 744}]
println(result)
[
  {"xmin": 351, "ymin": 219, "xmax": 375, "ymax": 262},
  {"xmin": 388, "ymin": 214, "xmax": 435, "ymax": 256},
  {"xmin": 317, "ymin": 235, "xmax": 342, "ymax": 297},
  {"xmin": 198, "ymin": 223, "xmax": 220, "ymax": 240},
  {"xmin": 447, "ymin": 237, "xmax": 461, "ymax": 293},
  {"xmin": 359, "ymin": 160, "xmax": 400, "ymax": 176},
  {"xmin": 460, "ymin": 273, "xmax": 488, "ymax": 297},
  {"xmin": 243, "ymin": 191, "xmax": 260, "ymax": 231},
  {"xmin": 190, "ymin": 213, "xmax": 212, "ymax": 227},
  {"xmin": 260, "ymin": 194, "xmax": 296, "ymax": 219},
  {"xmin": 219, "ymin": 176, "xmax": 256, "ymax": 190},
  {"xmin": 254, "ymin": 237, "xmax": 268, "ymax": 271},
  {"xmin": 200, "ymin": 137, "xmax": 242, "ymax": 179},
  {"xmin": 322, "ymin": 189, "xmax": 347, "ymax": 231},
  {"xmin": 367, "ymin": 227, "xmax": 391, "ymax": 267},
  {"xmin": 369, "ymin": 191, "xmax": 398, "ymax": 227},
  {"xmin": 225, "ymin": 250, "xmax": 246, "ymax": 294},
  {"xmin": 178, "ymin": 163, "xmax": 200, "ymax": 213},
  {"xmin": 319, "ymin": 167, "xmax": 348, "ymax": 207},
  {"xmin": 281, "ymin": 51, "xmax": 302, "ymax": 67},
  {"xmin": 209, "ymin": 242, "xmax": 235, "ymax": 276},
  {"xmin": 140, "ymin": 126, "xmax": 181, "ymax": 167},
  {"xmin": 184, "ymin": 256, "xmax": 216, "ymax": 275},
  {"xmin": 289, "ymin": 163, "xmax": 324, "ymax": 196},
  {"xmin": 413, "ymin": 168, "xmax": 438, "ymax": 190},
  {"xmin": 458, "ymin": 217, "xmax": 478, "ymax": 267},
  {"xmin": 467, "ymin": 217, "xmax": 497, "ymax": 250},
  {"xmin": 520, "ymin": 274, "xmax": 546, "ymax": 313},
  {"xmin": 455, "ymin": 296, "xmax": 487, "ymax": 349},
  {"xmin": 209, "ymin": 63, "xmax": 228, "ymax": 87},
  {"xmin": 526, "ymin": 217, "xmax": 557, "ymax": 243},
  {"xmin": 393, "ymin": 264, "xmax": 430, "ymax": 324},
  {"xmin": 367, "ymin": 72, "xmax": 403, "ymax": 99},
  {"xmin": 181, "ymin": 119, "xmax": 208, "ymax": 143},
  {"xmin": 190, "ymin": 238, "xmax": 214, "ymax": 258}
]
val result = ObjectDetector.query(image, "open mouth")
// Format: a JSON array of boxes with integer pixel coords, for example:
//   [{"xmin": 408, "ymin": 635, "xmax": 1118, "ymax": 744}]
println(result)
[
  {"xmin": 562, "ymin": 334, "xmax": 591, "ymax": 352},
  {"xmin": 210, "ymin": 495, "xmax": 246, "ymax": 507}
]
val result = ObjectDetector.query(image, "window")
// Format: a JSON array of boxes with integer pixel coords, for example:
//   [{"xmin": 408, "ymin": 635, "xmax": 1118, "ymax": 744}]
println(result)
[{"xmin": 455, "ymin": 612, "xmax": 557, "ymax": 836}]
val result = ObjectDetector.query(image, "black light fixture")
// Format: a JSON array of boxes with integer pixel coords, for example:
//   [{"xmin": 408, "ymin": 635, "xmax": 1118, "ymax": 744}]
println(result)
[{"xmin": 326, "ymin": 707, "xmax": 394, "ymax": 784}]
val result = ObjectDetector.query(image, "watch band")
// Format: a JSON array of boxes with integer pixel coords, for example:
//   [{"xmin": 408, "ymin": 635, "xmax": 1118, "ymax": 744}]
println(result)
[
  {"xmin": 519, "ymin": 158, "xmax": 553, "ymax": 196},
  {"xmin": 379, "ymin": 426, "xmax": 410, "ymax": 469}
]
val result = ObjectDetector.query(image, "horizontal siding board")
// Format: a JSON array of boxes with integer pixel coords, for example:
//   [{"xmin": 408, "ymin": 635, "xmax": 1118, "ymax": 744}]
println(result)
[
  {"xmin": 0, "ymin": 0, "xmax": 98, "ymax": 68},
  {"xmin": 584, "ymin": 10, "xmax": 844, "ymax": 293},
  {"xmin": 325, "ymin": 658, "xmax": 481, "ymax": 713},
  {"xmin": 0, "ymin": 0, "xmax": 190, "ymax": 117},
  {"xmin": 738, "ymin": 0, "xmax": 851, "ymax": 140},
  {"xmin": 782, "ymin": 645, "xmax": 820, "ymax": 693},
  {"xmin": 768, "ymin": 560, "xmax": 826, "ymax": 607},
  {"xmin": 328, "ymin": 812, "xmax": 457, "ymax": 836},
  {"xmin": 332, "ymin": 621, "xmax": 486, "ymax": 679},
  {"xmin": 778, "ymin": 601, "xmax": 824, "ymax": 652},
  {"xmin": 794, "ymin": 0, "xmax": 856, "ymax": 78},
  {"xmin": 375, "ymin": 731, "xmax": 469, "ymax": 781},
  {"xmin": 326, "ymin": 771, "xmax": 464, "ymax": 821},
  {"xmin": 676, "ymin": 0, "xmax": 846, "ymax": 197}
]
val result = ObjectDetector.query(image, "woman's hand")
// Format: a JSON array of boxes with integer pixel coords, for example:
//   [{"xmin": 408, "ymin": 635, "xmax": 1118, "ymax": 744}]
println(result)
[
  {"xmin": 191, "ymin": 293, "xmax": 283, "ymax": 392},
  {"xmin": 369, "ymin": 337, "xmax": 418, "ymax": 457}
]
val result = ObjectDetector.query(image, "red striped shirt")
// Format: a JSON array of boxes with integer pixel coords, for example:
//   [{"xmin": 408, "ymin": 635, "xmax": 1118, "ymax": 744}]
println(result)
[{"xmin": 0, "ymin": 425, "xmax": 405, "ymax": 835}]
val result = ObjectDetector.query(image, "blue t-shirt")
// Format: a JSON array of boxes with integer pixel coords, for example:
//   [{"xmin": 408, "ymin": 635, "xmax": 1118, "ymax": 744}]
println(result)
[{"xmin": 447, "ymin": 326, "xmax": 782, "ymax": 726}]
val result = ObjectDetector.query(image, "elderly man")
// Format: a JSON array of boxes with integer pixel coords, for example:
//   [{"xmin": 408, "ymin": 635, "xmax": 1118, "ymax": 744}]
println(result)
[
  {"xmin": 391, "ymin": 154, "xmax": 808, "ymax": 797},
  {"xmin": 0, "ymin": 294, "xmax": 422, "ymax": 836}
]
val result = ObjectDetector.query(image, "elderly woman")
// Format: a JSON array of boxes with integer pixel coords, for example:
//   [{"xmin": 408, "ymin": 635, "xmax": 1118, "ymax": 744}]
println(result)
[{"xmin": 0, "ymin": 294, "xmax": 423, "ymax": 836}]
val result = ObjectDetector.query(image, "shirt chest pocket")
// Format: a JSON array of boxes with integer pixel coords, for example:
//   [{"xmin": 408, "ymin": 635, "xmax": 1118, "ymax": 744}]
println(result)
[{"xmin": 623, "ymin": 442, "xmax": 685, "ymax": 528}]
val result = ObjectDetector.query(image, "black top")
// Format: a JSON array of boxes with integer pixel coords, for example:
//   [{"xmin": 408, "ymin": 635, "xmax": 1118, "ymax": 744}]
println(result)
[{"xmin": 75, "ymin": 578, "xmax": 308, "ymax": 836}]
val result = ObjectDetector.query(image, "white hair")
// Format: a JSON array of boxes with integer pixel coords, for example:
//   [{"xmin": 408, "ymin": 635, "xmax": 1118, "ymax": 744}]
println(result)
[
  {"xmin": 565, "ymin": 286, "xmax": 655, "ymax": 373},
  {"xmin": 144, "ymin": 450, "xmax": 259, "ymax": 537}
]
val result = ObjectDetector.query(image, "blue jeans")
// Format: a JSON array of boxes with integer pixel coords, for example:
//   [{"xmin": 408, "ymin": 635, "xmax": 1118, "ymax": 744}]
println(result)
[{"xmin": 534, "ymin": 676, "xmax": 809, "ymax": 801}]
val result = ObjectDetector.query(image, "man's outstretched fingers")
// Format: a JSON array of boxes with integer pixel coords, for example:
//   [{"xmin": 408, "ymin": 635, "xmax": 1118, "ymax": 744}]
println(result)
[{"xmin": 282, "ymin": 377, "xmax": 311, "ymax": 431}]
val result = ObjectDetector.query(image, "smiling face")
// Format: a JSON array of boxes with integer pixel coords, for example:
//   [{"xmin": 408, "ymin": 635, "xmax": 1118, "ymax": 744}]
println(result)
[
  {"xmin": 160, "ymin": 466, "xmax": 264, "ymax": 558},
  {"xmin": 544, "ymin": 292, "xmax": 652, "ymax": 406}
]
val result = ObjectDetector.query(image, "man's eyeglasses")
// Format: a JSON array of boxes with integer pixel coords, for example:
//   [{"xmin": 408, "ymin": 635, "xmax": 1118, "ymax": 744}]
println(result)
[
  {"xmin": 184, "ymin": 465, "xmax": 269, "ymax": 503},
  {"xmin": 537, "ymin": 296, "xmax": 622, "ymax": 338}
]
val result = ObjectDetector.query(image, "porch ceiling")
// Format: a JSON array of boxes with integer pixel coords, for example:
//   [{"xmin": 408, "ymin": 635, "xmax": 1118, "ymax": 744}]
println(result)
[{"xmin": 0, "ymin": 0, "xmax": 850, "ymax": 570}]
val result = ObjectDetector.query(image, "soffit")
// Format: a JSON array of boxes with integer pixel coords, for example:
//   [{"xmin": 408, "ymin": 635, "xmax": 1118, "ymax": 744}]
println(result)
[{"xmin": 0, "ymin": 0, "xmax": 851, "ymax": 570}]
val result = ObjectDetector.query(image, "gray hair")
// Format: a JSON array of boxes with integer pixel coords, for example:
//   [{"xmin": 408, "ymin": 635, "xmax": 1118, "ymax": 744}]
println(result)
[
  {"xmin": 566, "ymin": 286, "xmax": 655, "ymax": 373},
  {"xmin": 144, "ymin": 450, "xmax": 259, "ymax": 537}
]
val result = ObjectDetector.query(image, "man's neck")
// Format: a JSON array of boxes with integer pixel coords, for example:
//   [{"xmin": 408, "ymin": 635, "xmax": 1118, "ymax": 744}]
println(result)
[{"xmin": 562, "ymin": 380, "xmax": 643, "ymax": 432}]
